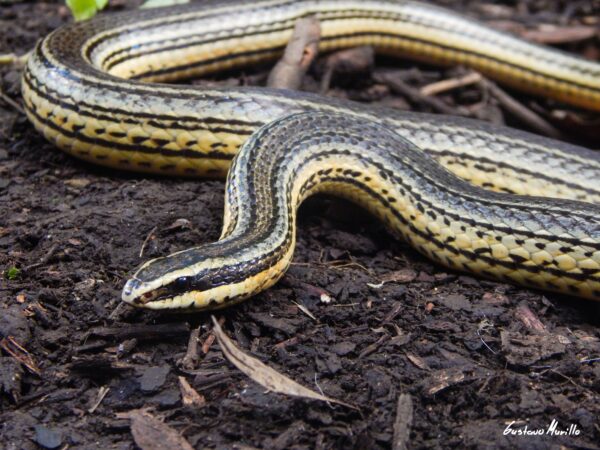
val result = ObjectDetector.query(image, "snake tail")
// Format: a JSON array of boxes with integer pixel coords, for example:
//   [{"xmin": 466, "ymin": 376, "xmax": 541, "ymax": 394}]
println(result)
[{"xmin": 121, "ymin": 113, "xmax": 600, "ymax": 310}]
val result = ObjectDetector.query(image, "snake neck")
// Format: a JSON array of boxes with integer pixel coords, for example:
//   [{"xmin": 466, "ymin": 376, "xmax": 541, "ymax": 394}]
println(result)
[{"xmin": 122, "ymin": 113, "xmax": 600, "ymax": 310}]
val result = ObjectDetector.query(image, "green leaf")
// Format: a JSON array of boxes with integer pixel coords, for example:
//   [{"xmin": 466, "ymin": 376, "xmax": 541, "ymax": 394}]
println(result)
[
  {"xmin": 66, "ymin": 0, "xmax": 108, "ymax": 21},
  {"xmin": 5, "ymin": 267, "xmax": 20, "ymax": 280}
]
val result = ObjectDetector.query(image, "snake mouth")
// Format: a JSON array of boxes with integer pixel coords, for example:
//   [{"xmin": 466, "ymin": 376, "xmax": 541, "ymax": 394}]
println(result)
[{"xmin": 122, "ymin": 278, "xmax": 170, "ymax": 306}]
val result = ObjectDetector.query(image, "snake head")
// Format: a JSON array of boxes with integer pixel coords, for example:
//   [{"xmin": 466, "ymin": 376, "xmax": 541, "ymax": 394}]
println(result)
[{"xmin": 120, "ymin": 248, "xmax": 260, "ymax": 311}]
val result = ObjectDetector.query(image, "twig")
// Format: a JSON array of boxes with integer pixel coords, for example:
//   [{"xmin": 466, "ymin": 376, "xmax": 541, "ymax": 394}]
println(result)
[
  {"xmin": 139, "ymin": 225, "xmax": 157, "ymax": 258},
  {"xmin": 0, "ymin": 87, "xmax": 25, "ymax": 115},
  {"xmin": 374, "ymin": 70, "xmax": 468, "ymax": 116},
  {"xmin": 267, "ymin": 16, "xmax": 321, "ymax": 90},
  {"xmin": 201, "ymin": 316, "xmax": 225, "ymax": 354},
  {"xmin": 89, "ymin": 322, "xmax": 190, "ymax": 341},
  {"xmin": 23, "ymin": 243, "xmax": 59, "ymax": 271},
  {"xmin": 420, "ymin": 72, "xmax": 483, "ymax": 97},
  {"xmin": 521, "ymin": 26, "xmax": 597, "ymax": 45},
  {"xmin": 479, "ymin": 79, "xmax": 563, "ymax": 139},
  {"xmin": 0, "ymin": 336, "xmax": 41, "ymax": 375},
  {"xmin": 88, "ymin": 386, "xmax": 110, "ymax": 413},
  {"xmin": 180, "ymin": 326, "xmax": 201, "ymax": 370}
]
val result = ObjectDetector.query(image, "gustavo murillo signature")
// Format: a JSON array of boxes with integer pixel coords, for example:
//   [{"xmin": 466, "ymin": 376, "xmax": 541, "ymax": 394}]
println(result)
[{"xmin": 503, "ymin": 419, "xmax": 581, "ymax": 437}]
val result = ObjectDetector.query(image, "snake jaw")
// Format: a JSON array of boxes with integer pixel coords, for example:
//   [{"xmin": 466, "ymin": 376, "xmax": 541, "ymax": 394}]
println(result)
[{"xmin": 122, "ymin": 277, "xmax": 165, "ymax": 306}]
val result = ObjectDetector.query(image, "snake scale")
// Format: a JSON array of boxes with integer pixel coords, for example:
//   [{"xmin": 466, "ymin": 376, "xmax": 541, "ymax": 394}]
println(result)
[{"xmin": 20, "ymin": 0, "xmax": 600, "ymax": 309}]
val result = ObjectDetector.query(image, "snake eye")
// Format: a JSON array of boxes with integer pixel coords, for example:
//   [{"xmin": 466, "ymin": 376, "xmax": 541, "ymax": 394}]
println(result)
[{"xmin": 174, "ymin": 276, "xmax": 192, "ymax": 290}]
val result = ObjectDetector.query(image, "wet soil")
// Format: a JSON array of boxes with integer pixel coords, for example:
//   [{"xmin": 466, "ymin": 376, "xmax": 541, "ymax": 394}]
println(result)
[{"xmin": 1, "ymin": 1, "xmax": 600, "ymax": 449}]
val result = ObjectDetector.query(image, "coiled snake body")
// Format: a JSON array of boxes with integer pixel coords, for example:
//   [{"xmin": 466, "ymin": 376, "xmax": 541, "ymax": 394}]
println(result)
[{"xmin": 21, "ymin": 0, "xmax": 600, "ymax": 309}]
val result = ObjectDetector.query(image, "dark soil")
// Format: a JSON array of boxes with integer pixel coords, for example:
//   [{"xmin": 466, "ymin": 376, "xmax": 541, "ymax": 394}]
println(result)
[{"xmin": 1, "ymin": 1, "xmax": 600, "ymax": 449}]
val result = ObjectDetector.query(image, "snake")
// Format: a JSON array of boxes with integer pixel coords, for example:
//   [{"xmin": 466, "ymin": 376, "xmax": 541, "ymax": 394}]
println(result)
[{"xmin": 20, "ymin": 0, "xmax": 600, "ymax": 310}]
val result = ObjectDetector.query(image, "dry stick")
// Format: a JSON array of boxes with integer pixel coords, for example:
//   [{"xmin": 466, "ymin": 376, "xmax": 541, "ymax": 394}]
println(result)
[
  {"xmin": 23, "ymin": 243, "xmax": 59, "ymax": 272},
  {"xmin": 89, "ymin": 322, "xmax": 190, "ymax": 341},
  {"xmin": 420, "ymin": 71, "xmax": 483, "ymax": 97},
  {"xmin": 139, "ymin": 225, "xmax": 157, "ymax": 258},
  {"xmin": 267, "ymin": 16, "xmax": 321, "ymax": 90},
  {"xmin": 522, "ymin": 26, "xmax": 597, "ymax": 45},
  {"xmin": 480, "ymin": 79, "xmax": 564, "ymax": 139},
  {"xmin": 201, "ymin": 316, "xmax": 225, "ymax": 354},
  {"xmin": 373, "ymin": 71, "xmax": 468, "ymax": 116},
  {"xmin": 180, "ymin": 326, "xmax": 201, "ymax": 371},
  {"xmin": 0, "ymin": 87, "xmax": 25, "ymax": 115}
]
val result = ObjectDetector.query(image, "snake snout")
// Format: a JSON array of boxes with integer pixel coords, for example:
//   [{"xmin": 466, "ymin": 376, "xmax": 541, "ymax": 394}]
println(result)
[{"xmin": 121, "ymin": 278, "xmax": 142, "ymax": 303}]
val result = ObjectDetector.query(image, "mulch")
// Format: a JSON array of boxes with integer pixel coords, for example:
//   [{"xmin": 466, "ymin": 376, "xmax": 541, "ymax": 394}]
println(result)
[{"xmin": 1, "ymin": 1, "xmax": 600, "ymax": 449}]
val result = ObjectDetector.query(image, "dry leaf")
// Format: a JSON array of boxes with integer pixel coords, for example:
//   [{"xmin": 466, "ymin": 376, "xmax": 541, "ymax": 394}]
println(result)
[
  {"xmin": 117, "ymin": 409, "xmax": 193, "ymax": 450},
  {"xmin": 211, "ymin": 316, "xmax": 355, "ymax": 409}
]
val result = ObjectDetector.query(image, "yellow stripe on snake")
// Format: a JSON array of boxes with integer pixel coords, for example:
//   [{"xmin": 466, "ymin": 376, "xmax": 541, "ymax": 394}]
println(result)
[{"xmin": 21, "ymin": 0, "xmax": 600, "ymax": 309}]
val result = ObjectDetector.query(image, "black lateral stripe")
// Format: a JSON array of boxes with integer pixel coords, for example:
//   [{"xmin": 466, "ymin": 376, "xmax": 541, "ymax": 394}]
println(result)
[
  {"xmin": 129, "ymin": 45, "xmax": 285, "ymax": 80},
  {"xmin": 322, "ymin": 175, "xmax": 600, "ymax": 283},
  {"xmin": 79, "ymin": 3, "xmax": 600, "ymax": 94},
  {"xmin": 25, "ymin": 102, "xmax": 232, "ymax": 160},
  {"xmin": 101, "ymin": 10, "xmax": 397, "ymax": 70},
  {"xmin": 301, "ymin": 148, "xmax": 600, "ymax": 247},
  {"xmin": 82, "ymin": 0, "xmax": 300, "ymax": 60},
  {"xmin": 23, "ymin": 72, "xmax": 259, "ymax": 135},
  {"xmin": 431, "ymin": 150, "xmax": 599, "ymax": 197},
  {"xmin": 172, "ymin": 168, "xmax": 598, "ymax": 293},
  {"xmin": 225, "ymin": 145, "xmax": 600, "ymax": 270},
  {"xmin": 120, "ymin": 29, "xmax": 600, "ymax": 94},
  {"xmin": 25, "ymin": 65, "xmax": 600, "ymax": 227}
]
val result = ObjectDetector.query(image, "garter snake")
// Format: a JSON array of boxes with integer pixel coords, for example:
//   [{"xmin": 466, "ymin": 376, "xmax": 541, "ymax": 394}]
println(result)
[{"xmin": 20, "ymin": 0, "xmax": 600, "ymax": 309}]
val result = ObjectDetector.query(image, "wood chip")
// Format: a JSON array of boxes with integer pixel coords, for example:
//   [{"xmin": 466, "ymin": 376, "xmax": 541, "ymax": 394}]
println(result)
[
  {"xmin": 211, "ymin": 316, "xmax": 355, "ymax": 408},
  {"xmin": 500, "ymin": 331, "xmax": 567, "ymax": 366},
  {"xmin": 422, "ymin": 367, "xmax": 484, "ymax": 396},
  {"xmin": 117, "ymin": 409, "xmax": 194, "ymax": 450},
  {"xmin": 392, "ymin": 394, "xmax": 413, "ymax": 450},
  {"xmin": 514, "ymin": 303, "xmax": 547, "ymax": 332},
  {"xmin": 178, "ymin": 376, "xmax": 206, "ymax": 408},
  {"xmin": 405, "ymin": 352, "xmax": 429, "ymax": 370},
  {"xmin": 64, "ymin": 178, "xmax": 91, "ymax": 188},
  {"xmin": 380, "ymin": 268, "xmax": 418, "ymax": 284}
]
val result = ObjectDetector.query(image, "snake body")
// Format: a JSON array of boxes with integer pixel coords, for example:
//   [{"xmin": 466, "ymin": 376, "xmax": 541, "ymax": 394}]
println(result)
[{"xmin": 21, "ymin": 0, "xmax": 600, "ymax": 309}]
